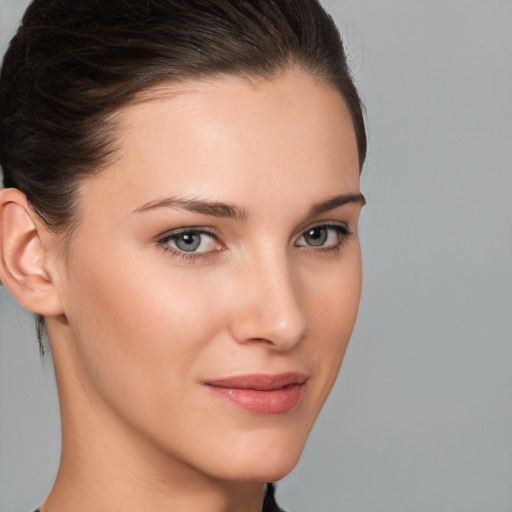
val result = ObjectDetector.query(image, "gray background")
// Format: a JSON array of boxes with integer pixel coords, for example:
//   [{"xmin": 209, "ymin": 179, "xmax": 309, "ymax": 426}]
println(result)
[{"xmin": 1, "ymin": 1, "xmax": 511, "ymax": 511}]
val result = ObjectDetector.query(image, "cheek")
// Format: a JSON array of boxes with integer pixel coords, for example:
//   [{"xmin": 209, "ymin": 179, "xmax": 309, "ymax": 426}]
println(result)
[
  {"xmin": 54, "ymin": 231, "xmax": 362, "ymax": 481},
  {"xmin": 302, "ymin": 247, "xmax": 362, "ymax": 402},
  {"xmin": 61, "ymin": 241, "xmax": 229, "ymax": 421}
]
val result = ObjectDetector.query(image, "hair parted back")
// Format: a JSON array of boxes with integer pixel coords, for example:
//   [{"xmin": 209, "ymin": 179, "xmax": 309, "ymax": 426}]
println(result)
[{"xmin": 0, "ymin": 0, "xmax": 367, "ymax": 352}]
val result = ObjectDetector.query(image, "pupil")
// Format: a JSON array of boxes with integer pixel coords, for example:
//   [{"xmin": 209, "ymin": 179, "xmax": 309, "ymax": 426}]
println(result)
[
  {"xmin": 306, "ymin": 227, "xmax": 327, "ymax": 246},
  {"xmin": 175, "ymin": 232, "xmax": 201, "ymax": 251}
]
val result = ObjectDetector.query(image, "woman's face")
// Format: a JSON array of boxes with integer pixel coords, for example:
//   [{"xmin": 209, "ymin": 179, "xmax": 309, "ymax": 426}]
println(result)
[{"xmin": 49, "ymin": 70, "xmax": 364, "ymax": 483}]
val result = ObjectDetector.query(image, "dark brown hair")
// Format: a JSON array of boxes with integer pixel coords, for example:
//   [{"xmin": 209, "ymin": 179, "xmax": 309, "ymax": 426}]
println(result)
[{"xmin": 0, "ymin": 0, "xmax": 367, "ymax": 353}]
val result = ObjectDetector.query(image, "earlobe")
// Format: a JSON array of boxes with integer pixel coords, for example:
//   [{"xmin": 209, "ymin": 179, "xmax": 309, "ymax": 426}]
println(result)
[{"xmin": 0, "ymin": 188, "xmax": 64, "ymax": 316}]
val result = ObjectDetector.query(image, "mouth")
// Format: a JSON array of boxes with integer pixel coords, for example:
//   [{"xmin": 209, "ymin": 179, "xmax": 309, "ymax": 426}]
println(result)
[{"xmin": 203, "ymin": 372, "xmax": 308, "ymax": 415}]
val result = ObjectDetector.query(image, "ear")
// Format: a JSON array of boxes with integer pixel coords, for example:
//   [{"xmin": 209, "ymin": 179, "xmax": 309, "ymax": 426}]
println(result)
[{"xmin": 0, "ymin": 188, "xmax": 64, "ymax": 316}]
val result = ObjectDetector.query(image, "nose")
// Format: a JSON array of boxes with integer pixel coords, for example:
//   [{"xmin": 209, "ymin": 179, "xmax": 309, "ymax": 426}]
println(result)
[{"xmin": 228, "ymin": 253, "xmax": 308, "ymax": 351}]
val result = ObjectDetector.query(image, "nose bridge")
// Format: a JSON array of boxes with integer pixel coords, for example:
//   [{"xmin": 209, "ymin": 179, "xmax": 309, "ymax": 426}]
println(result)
[{"xmin": 231, "ymin": 246, "xmax": 308, "ymax": 349}]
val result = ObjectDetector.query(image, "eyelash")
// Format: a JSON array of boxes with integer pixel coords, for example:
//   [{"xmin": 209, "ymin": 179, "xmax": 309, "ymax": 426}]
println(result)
[
  {"xmin": 157, "ymin": 228, "xmax": 221, "ymax": 262},
  {"xmin": 156, "ymin": 223, "xmax": 354, "ymax": 262},
  {"xmin": 295, "ymin": 223, "xmax": 354, "ymax": 254}
]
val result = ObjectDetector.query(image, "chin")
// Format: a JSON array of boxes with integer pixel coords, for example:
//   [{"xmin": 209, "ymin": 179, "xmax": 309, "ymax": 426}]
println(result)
[
  {"xmin": 204, "ymin": 426, "xmax": 310, "ymax": 483},
  {"xmin": 216, "ymin": 452, "xmax": 303, "ymax": 484},
  {"xmin": 250, "ymin": 455, "xmax": 302, "ymax": 483}
]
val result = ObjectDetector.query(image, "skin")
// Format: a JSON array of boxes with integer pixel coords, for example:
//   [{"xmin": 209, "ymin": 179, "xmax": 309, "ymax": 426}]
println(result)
[{"xmin": 0, "ymin": 70, "xmax": 364, "ymax": 512}]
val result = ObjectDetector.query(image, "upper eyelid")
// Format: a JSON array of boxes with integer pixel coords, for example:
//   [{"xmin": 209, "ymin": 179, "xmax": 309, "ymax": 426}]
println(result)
[
  {"xmin": 295, "ymin": 220, "xmax": 350, "ymax": 237},
  {"xmin": 303, "ymin": 220, "xmax": 348, "ymax": 229},
  {"xmin": 157, "ymin": 226, "xmax": 220, "ymax": 241}
]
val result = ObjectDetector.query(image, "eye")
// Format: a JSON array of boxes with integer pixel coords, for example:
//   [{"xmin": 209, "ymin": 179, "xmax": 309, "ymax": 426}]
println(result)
[
  {"xmin": 158, "ymin": 229, "xmax": 221, "ymax": 256},
  {"xmin": 295, "ymin": 224, "xmax": 351, "ymax": 250}
]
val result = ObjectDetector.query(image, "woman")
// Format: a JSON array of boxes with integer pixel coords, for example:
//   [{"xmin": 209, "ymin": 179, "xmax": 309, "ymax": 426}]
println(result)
[{"xmin": 0, "ymin": 1, "xmax": 366, "ymax": 511}]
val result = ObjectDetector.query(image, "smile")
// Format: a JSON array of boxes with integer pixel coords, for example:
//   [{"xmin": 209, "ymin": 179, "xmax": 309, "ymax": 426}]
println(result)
[{"xmin": 203, "ymin": 373, "xmax": 308, "ymax": 415}]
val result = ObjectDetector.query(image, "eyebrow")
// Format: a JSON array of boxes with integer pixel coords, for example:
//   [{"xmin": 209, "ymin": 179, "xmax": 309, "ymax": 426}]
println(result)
[
  {"xmin": 133, "ymin": 196, "xmax": 249, "ymax": 220},
  {"xmin": 133, "ymin": 192, "xmax": 365, "ymax": 220},
  {"xmin": 310, "ymin": 192, "xmax": 366, "ymax": 216}
]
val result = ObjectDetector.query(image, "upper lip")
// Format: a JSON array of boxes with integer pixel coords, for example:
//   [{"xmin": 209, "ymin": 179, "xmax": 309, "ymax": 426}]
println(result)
[{"xmin": 204, "ymin": 372, "xmax": 308, "ymax": 391}]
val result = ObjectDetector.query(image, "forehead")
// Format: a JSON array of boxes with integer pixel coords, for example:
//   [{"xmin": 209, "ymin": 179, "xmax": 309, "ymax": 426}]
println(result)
[{"xmin": 78, "ymin": 71, "xmax": 360, "ymax": 217}]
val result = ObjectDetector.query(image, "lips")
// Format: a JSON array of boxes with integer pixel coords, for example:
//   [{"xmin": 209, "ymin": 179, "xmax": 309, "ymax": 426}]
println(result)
[{"xmin": 204, "ymin": 372, "xmax": 307, "ymax": 415}]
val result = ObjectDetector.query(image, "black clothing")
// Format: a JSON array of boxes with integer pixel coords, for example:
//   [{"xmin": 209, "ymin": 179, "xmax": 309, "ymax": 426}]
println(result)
[{"xmin": 264, "ymin": 483, "xmax": 287, "ymax": 512}]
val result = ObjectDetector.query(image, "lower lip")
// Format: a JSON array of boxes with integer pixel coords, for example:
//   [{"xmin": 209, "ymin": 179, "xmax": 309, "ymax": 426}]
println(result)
[{"xmin": 205, "ymin": 382, "xmax": 306, "ymax": 415}]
